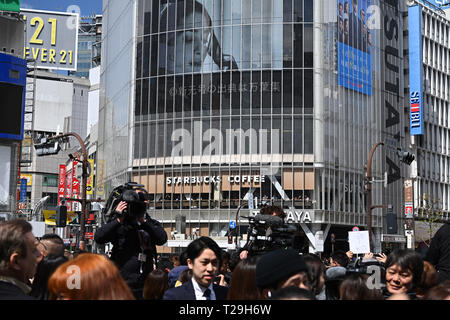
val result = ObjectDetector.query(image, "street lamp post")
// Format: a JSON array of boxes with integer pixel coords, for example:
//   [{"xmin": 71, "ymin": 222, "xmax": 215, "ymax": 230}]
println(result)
[
  {"xmin": 34, "ymin": 132, "xmax": 106, "ymax": 251},
  {"xmin": 47, "ymin": 132, "xmax": 88, "ymax": 251},
  {"xmin": 365, "ymin": 142, "xmax": 384, "ymax": 252},
  {"xmin": 365, "ymin": 143, "xmax": 416, "ymax": 252}
]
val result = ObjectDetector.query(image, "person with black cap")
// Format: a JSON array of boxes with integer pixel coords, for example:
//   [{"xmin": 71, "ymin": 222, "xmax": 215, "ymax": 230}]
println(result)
[{"xmin": 255, "ymin": 249, "xmax": 310, "ymax": 299}]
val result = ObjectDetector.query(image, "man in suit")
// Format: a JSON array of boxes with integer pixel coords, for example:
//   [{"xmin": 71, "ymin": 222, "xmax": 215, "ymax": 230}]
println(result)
[
  {"xmin": 0, "ymin": 219, "xmax": 41, "ymax": 300},
  {"xmin": 163, "ymin": 236, "xmax": 228, "ymax": 300},
  {"xmin": 348, "ymin": 0, "xmax": 362, "ymax": 49}
]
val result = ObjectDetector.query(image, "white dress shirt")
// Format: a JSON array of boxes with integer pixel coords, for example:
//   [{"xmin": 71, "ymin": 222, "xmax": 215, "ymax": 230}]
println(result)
[{"xmin": 191, "ymin": 278, "xmax": 216, "ymax": 300}]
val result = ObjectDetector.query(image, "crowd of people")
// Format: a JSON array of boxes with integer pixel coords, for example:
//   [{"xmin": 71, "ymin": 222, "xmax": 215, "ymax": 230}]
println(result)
[
  {"xmin": 1, "ymin": 217, "xmax": 450, "ymax": 301},
  {"xmin": 1, "ymin": 184, "xmax": 450, "ymax": 301}
]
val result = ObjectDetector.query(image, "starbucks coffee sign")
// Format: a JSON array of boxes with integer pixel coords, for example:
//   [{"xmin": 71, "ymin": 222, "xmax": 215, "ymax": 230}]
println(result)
[{"xmin": 166, "ymin": 175, "xmax": 265, "ymax": 185}]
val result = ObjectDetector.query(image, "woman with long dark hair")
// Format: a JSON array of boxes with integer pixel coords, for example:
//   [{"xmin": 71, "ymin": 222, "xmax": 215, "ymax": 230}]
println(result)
[
  {"xmin": 143, "ymin": 269, "xmax": 169, "ymax": 300},
  {"xmin": 227, "ymin": 256, "xmax": 264, "ymax": 300},
  {"xmin": 30, "ymin": 254, "xmax": 68, "ymax": 300}
]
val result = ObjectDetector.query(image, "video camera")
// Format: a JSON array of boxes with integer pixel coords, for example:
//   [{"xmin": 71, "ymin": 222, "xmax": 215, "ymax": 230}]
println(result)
[
  {"xmin": 345, "ymin": 258, "xmax": 385, "ymax": 277},
  {"xmin": 103, "ymin": 182, "xmax": 149, "ymax": 223},
  {"xmin": 245, "ymin": 214, "xmax": 297, "ymax": 255}
]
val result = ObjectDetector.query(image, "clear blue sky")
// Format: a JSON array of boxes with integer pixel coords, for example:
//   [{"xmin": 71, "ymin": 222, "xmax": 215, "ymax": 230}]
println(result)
[{"xmin": 21, "ymin": 0, "xmax": 102, "ymax": 16}]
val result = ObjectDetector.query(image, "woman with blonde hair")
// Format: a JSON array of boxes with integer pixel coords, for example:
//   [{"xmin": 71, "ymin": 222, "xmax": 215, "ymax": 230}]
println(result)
[{"xmin": 48, "ymin": 253, "xmax": 134, "ymax": 300}]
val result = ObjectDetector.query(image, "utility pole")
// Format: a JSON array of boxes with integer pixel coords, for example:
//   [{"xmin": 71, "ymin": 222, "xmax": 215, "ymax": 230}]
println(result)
[
  {"xmin": 34, "ymin": 132, "xmax": 88, "ymax": 250},
  {"xmin": 365, "ymin": 142, "xmax": 384, "ymax": 252},
  {"xmin": 365, "ymin": 142, "xmax": 416, "ymax": 252}
]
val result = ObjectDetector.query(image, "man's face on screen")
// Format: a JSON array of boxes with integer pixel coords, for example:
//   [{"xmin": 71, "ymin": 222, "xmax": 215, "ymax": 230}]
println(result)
[{"xmin": 175, "ymin": 9, "xmax": 211, "ymax": 73}]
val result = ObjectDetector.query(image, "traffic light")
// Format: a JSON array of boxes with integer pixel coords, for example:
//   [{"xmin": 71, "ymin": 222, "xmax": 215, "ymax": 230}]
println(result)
[
  {"xmin": 331, "ymin": 233, "xmax": 336, "ymax": 244},
  {"xmin": 386, "ymin": 212, "xmax": 398, "ymax": 234},
  {"xmin": 397, "ymin": 148, "xmax": 415, "ymax": 165},
  {"xmin": 228, "ymin": 233, "xmax": 233, "ymax": 244},
  {"xmin": 34, "ymin": 138, "xmax": 61, "ymax": 156},
  {"xmin": 55, "ymin": 205, "xmax": 67, "ymax": 227}
]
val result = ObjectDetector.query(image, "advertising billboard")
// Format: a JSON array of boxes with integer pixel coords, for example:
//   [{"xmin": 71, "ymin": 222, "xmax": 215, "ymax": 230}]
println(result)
[
  {"xmin": 0, "ymin": 0, "xmax": 20, "ymax": 12},
  {"xmin": 72, "ymin": 160, "xmax": 80, "ymax": 211},
  {"xmin": 86, "ymin": 159, "xmax": 94, "ymax": 195},
  {"xmin": 58, "ymin": 164, "xmax": 66, "ymax": 206},
  {"xmin": 43, "ymin": 209, "xmax": 78, "ymax": 226},
  {"xmin": 153, "ymin": 0, "xmax": 283, "ymax": 75},
  {"xmin": 337, "ymin": 0, "xmax": 372, "ymax": 95},
  {"xmin": 21, "ymin": 9, "xmax": 78, "ymax": 71},
  {"xmin": 0, "ymin": 145, "xmax": 11, "ymax": 206},
  {"xmin": 408, "ymin": 5, "xmax": 424, "ymax": 135},
  {"xmin": 420, "ymin": 0, "xmax": 450, "ymax": 8},
  {"xmin": 0, "ymin": 52, "xmax": 26, "ymax": 141}
]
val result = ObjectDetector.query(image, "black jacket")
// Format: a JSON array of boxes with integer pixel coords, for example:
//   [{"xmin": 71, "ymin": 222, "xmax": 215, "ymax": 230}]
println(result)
[
  {"xmin": 162, "ymin": 279, "xmax": 228, "ymax": 300},
  {"xmin": 94, "ymin": 214, "xmax": 167, "ymax": 286},
  {"xmin": 0, "ymin": 281, "xmax": 36, "ymax": 300},
  {"xmin": 425, "ymin": 220, "xmax": 450, "ymax": 282}
]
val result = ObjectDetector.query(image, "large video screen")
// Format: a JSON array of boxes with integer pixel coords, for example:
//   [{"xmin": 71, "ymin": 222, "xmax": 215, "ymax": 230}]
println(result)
[
  {"xmin": 0, "ymin": 82, "xmax": 24, "ymax": 139},
  {"xmin": 153, "ymin": 0, "xmax": 283, "ymax": 75},
  {"xmin": 337, "ymin": 0, "xmax": 372, "ymax": 95}
]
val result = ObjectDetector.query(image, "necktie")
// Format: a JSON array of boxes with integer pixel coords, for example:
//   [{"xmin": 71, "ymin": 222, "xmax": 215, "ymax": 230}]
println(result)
[{"xmin": 203, "ymin": 288, "xmax": 211, "ymax": 300}]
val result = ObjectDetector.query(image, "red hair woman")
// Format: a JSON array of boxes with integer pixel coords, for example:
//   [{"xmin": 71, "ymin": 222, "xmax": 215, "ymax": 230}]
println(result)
[{"xmin": 48, "ymin": 253, "xmax": 134, "ymax": 300}]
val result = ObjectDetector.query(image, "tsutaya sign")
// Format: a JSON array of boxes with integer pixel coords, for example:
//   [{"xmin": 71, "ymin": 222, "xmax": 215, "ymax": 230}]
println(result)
[
  {"xmin": 167, "ymin": 175, "xmax": 265, "ymax": 185},
  {"xmin": 251, "ymin": 210, "xmax": 314, "ymax": 223}
]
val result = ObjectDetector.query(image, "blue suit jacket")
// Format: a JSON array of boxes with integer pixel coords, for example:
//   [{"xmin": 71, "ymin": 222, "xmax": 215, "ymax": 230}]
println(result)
[{"xmin": 163, "ymin": 279, "xmax": 228, "ymax": 300}]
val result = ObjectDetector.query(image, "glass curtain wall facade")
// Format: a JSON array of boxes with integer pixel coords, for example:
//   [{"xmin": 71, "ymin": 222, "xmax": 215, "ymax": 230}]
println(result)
[
  {"xmin": 98, "ymin": 0, "xmax": 408, "ymax": 251},
  {"xmin": 133, "ymin": 0, "xmax": 317, "ymax": 239},
  {"xmin": 410, "ymin": 3, "xmax": 450, "ymax": 221}
]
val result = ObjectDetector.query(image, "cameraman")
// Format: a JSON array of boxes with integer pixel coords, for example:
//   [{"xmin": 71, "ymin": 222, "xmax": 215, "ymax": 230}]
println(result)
[
  {"xmin": 239, "ymin": 205, "xmax": 287, "ymax": 259},
  {"xmin": 94, "ymin": 189, "xmax": 167, "ymax": 299}
]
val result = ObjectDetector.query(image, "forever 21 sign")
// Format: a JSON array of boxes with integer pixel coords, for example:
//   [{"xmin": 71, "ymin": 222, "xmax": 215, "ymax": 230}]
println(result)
[{"xmin": 22, "ymin": 9, "xmax": 79, "ymax": 71}]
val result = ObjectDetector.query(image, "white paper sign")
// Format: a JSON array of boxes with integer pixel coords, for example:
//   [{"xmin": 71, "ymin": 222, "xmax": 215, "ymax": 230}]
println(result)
[
  {"xmin": 29, "ymin": 221, "xmax": 46, "ymax": 238},
  {"xmin": 348, "ymin": 231, "xmax": 370, "ymax": 254}
]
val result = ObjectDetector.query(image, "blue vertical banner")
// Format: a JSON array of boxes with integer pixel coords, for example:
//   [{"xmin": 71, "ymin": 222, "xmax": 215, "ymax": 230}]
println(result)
[
  {"xmin": 19, "ymin": 178, "xmax": 27, "ymax": 202},
  {"xmin": 337, "ymin": 0, "xmax": 372, "ymax": 95},
  {"xmin": 408, "ymin": 5, "xmax": 424, "ymax": 135},
  {"xmin": 419, "ymin": 0, "xmax": 450, "ymax": 9}
]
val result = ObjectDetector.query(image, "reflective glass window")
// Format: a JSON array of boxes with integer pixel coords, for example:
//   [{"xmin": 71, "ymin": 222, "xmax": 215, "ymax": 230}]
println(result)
[
  {"xmin": 283, "ymin": 69, "xmax": 293, "ymax": 114},
  {"xmin": 304, "ymin": 0, "xmax": 313, "ymax": 22},
  {"xmin": 293, "ymin": 116, "xmax": 303, "ymax": 153},
  {"xmin": 293, "ymin": 69, "xmax": 303, "ymax": 113},
  {"xmin": 142, "ymin": 79, "xmax": 149, "ymax": 117},
  {"xmin": 283, "ymin": 0, "xmax": 293, "ymax": 22},
  {"xmin": 283, "ymin": 24, "xmax": 293, "ymax": 68},
  {"xmin": 304, "ymin": 23, "xmax": 313, "ymax": 67},
  {"xmin": 283, "ymin": 117, "xmax": 292, "ymax": 153},
  {"xmin": 242, "ymin": 71, "xmax": 250, "ymax": 115},
  {"xmin": 272, "ymin": 71, "xmax": 282, "ymax": 114},
  {"xmin": 252, "ymin": 70, "xmax": 261, "ymax": 114},
  {"xmin": 293, "ymin": 0, "xmax": 303, "ymax": 22},
  {"xmin": 304, "ymin": 69, "xmax": 313, "ymax": 114},
  {"xmin": 293, "ymin": 24, "xmax": 303, "ymax": 68}
]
